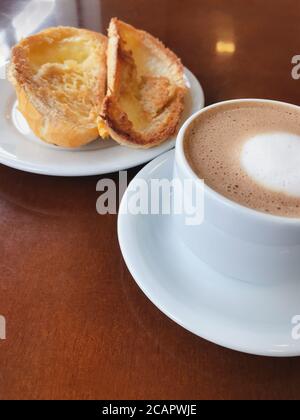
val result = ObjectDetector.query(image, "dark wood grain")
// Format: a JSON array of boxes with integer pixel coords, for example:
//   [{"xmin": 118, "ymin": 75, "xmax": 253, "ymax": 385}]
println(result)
[{"xmin": 1, "ymin": 0, "xmax": 300, "ymax": 400}]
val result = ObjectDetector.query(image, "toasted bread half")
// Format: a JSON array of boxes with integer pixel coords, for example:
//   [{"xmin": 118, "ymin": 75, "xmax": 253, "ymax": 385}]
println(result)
[
  {"xmin": 98, "ymin": 18, "xmax": 186, "ymax": 148},
  {"xmin": 8, "ymin": 27, "xmax": 107, "ymax": 148}
]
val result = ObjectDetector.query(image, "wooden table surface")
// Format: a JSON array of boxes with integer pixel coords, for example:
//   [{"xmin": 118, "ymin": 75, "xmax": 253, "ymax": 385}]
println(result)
[{"xmin": 1, "ymin": 0, "xmax": 300, "ymax": 400}]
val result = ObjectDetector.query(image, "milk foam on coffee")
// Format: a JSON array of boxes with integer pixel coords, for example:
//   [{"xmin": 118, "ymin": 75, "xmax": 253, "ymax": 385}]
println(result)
[
  {"xmin": 242, "ymin": 132, "xmax": 300, "ymax": 197},
  {"xmin": 184, "ymin": 101, "xmax": 300, "ymax": 217}
]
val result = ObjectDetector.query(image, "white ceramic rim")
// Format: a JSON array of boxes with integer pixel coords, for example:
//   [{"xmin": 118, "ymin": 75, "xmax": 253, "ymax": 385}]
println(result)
[{"xmin": 176, "ymin": 98, "xmax": 300, "ymax": 225}]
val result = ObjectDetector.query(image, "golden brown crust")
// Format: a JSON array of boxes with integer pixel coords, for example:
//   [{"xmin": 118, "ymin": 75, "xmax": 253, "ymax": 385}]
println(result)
[
  {"xmin": 9, "ymin": 26, "xmax": 107, "ymax": 148},
  {"xmin": 99, "ymin": 18, "xmax": 186, "ymax": 149}
]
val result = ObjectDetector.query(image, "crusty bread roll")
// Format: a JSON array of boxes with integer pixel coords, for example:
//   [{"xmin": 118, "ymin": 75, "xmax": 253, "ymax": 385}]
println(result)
[
  {"xmin": 98, "ymin": 18, "xmax": 186, "ymax": 149},
  {"xmin": 8, "ymin": 27, "xmax": 107, "ymax": 148}
]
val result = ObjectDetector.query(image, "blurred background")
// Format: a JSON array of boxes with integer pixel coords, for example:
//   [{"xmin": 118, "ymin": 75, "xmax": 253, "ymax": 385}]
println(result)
[{"xmin": 1, "ymin": 0, "xmax": 300, "ymax": 105}]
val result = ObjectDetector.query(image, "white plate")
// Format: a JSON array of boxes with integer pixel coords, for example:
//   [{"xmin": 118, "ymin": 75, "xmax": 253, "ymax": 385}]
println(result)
[
  {"xmin": 118, "ymin": 150, "xmax": 300, "ymax": 357},
  {"xmin": 0, "ymin": 65, "xmax": 204, "ymax": 176}
]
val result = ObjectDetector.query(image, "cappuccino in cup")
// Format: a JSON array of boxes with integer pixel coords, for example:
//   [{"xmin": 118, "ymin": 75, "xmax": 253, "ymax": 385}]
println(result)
[{"xmin": 184, "ymin": 100, "xmax": 300, "ymax": 217}]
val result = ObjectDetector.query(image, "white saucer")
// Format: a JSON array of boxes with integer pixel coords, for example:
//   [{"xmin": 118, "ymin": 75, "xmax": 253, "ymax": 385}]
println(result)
[
  {"xmin": 118, "ymin": 150, "xmax": 300, "ymax": 357},
  {"xmin": 0, "ymin": 65, "xmax": 204, "ymax": 176}
]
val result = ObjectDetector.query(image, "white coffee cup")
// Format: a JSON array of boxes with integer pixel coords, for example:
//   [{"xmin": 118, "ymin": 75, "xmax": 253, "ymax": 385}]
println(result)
[{"xmin": 173, "ymin": 99, "xmax": 300, "ymax": 285}]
